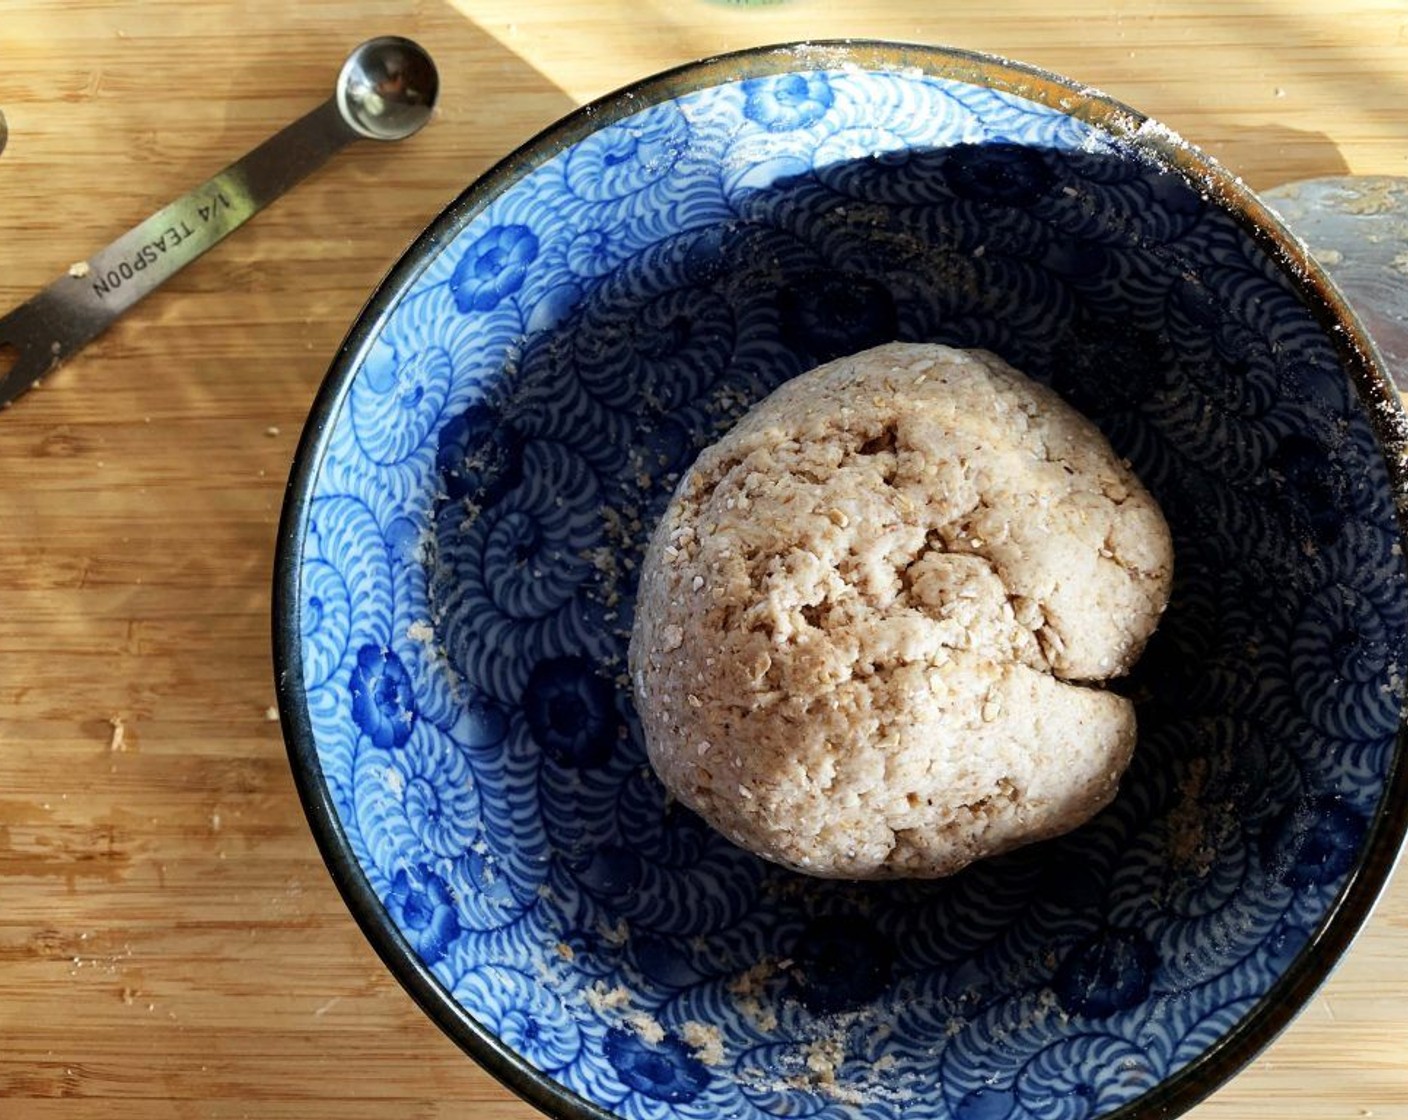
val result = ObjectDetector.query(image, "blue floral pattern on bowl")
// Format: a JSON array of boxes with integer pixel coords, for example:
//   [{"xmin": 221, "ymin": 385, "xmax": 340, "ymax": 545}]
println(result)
[{"xmin": 279, "ymin": 49, "xmax": 1408, "ymax": 1120}]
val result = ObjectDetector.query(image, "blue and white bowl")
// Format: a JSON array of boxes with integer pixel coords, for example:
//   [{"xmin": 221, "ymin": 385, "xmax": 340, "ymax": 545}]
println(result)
[{"xmin": 275, "ymin": 42, "xmax": 1408, "ymax": 1120}]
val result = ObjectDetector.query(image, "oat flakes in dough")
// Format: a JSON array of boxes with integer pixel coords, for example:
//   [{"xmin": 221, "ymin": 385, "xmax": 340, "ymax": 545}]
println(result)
[{"xmin": 629, "ymin": 342, "xmax": 1173, "ymax": 879}]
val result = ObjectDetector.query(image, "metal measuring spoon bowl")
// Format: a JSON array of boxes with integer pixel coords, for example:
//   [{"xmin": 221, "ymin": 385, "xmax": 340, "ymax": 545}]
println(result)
[
  {"xmin": 339, "ymin": 35, "xmax": 439, "ymax": 141},
  {"xmin": 0, "ymin": 36, "xmax": 439, "ymax": 408}
]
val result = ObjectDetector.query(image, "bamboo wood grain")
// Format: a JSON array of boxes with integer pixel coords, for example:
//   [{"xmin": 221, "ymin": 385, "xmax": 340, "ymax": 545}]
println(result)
[{"xmin": 1, "ymin": 1, "xmax": 1406, "ymax": 1116}]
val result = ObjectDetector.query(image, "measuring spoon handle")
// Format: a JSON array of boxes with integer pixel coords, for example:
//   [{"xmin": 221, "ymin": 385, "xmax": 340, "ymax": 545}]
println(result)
[{"xmin": 0, "ymin": 98, "xmax": 358, "ymax": 407}]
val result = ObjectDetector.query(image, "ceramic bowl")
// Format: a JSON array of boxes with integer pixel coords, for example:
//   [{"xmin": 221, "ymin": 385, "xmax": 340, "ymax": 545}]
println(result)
[{"xmin": 274, "ymin": 41, "xmax": 1408, "ymax": 1120}]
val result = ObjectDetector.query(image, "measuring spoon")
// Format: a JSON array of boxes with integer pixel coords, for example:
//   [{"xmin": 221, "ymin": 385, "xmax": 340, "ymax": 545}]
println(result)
[
  {"xmin": 0, "ymin": 35, "xmax": 438, "ymax": 408},
  {"xmin": 1263, "ymin": 176, "xmax": 1408, "ymax": 391}
]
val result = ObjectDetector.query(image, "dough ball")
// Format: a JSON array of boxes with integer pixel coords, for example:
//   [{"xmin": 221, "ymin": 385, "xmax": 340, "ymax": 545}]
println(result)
[{"xmin": 629, "ymin": 343, "xmax": 1173, "ymax": 879}]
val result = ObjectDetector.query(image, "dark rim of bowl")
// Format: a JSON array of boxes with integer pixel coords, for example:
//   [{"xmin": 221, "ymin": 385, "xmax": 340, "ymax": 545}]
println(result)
[{"xmin": 273, "ymin": 39, "xmax": 1408, "ymax": 1120}]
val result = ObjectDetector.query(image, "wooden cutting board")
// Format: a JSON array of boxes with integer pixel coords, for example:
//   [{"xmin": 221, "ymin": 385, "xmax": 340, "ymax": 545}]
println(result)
[{"xmin": 2, "ymin": 2, "xmax": 1406, "ymax": 1116}]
